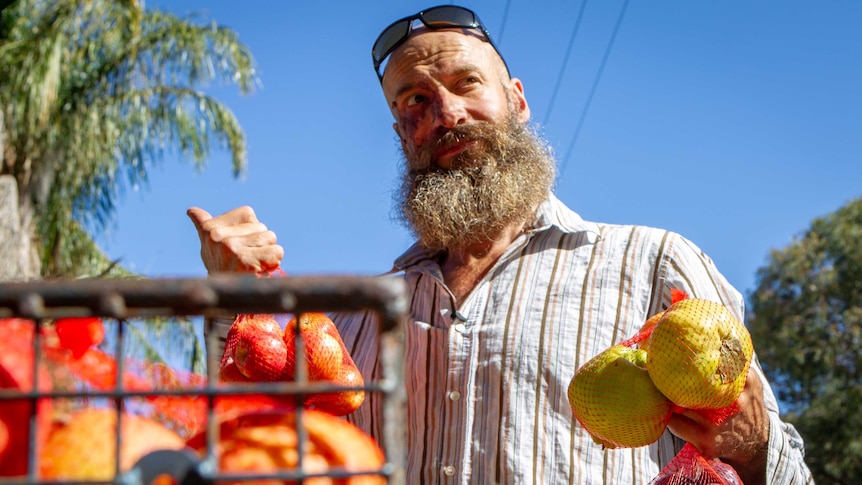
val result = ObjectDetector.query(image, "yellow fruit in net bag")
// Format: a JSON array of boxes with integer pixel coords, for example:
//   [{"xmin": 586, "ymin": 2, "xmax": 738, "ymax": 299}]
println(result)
[
  {"xmin": 642, "ymin": 298, "xmax": 753, "ymax": 409},
  {"xmin": 567, "ymin": 345, "xmax": 674, "ymax": 448}
]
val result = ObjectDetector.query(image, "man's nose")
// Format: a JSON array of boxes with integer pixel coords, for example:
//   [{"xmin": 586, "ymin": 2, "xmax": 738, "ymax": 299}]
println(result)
[{"xmin": 432, "ymin": 90, "xmax": 468, "ymax": 130}]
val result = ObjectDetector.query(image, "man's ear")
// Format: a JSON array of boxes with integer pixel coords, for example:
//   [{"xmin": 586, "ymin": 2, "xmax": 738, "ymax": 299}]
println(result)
[
  {"xmin": 392, "ymin": 122, "xmax": 407, "ymax": 148},
  {"xmin": 509, "ymin": 77, "xmax": 531, "ymax": 123}
]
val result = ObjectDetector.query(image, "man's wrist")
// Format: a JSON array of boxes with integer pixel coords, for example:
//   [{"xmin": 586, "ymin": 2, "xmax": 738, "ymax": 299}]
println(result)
[{"xmin": 722, "ymin": 421, "xmax": 769, "ymax": 485}]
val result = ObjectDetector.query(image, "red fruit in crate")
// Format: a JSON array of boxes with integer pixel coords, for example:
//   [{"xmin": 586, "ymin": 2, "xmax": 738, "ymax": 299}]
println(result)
[
  {"xmin": 285, "ymin": 330, "xmax": 344, "ymax": 382},
  {"xmin": 54, "ymin": 317, "xmax": 105, "ymax": 359},
  {"xmin": 0, "ymin": 318, "xmax": 52, "ymax": 476},
  {"xmin": 218, "ymin": 357, "xmax": 251, "ymax": 383},
  {"xmin": 0, "ymin": 421, "xmax": 7, "ymax": 455},
  {"xmin": 39, "ymin": 408, "xmax": 186, "ymax": 480},
  {"xmin": 228, "ymin": 314, "xmax": 282, "ymax": 344},
  {"xmin": 306, "ymin": 332, "xmax": 345, "ymax": 381},
  {"xmin": 307, "ymin": 366, "xmax": 366, "ymax": 417},
  {"xmin": 286, "ymin": 312, "xmax": 339, "ymax": 336},
  {"xmin": 226, "ymin": 314, "xmax": 287, "ymax": 381},
  {"xmin": 234, "ymin": 332, "xmax": 288, "ymax": 381},
  {"xmin": 284, "ymin": 313, "xmax": 347, "ymax": 381},
  {"xmin": 186, "ymin": 408, "xmax": 385, "ymax": 485}
]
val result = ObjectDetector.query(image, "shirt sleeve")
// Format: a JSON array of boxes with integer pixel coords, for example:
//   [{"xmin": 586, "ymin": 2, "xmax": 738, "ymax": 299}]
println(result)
[{"xmin": 658, "ymin": 232, "xmax": 814, "ymax": 484}]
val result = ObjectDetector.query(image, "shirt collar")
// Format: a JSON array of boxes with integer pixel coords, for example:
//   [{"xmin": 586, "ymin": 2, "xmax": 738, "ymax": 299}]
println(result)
[
  {"xmin": 532, "ymin": 193, "xmax": 600, "ymax": 239},
  {"xmin": 390, "ymin": 193, "xmax": 601, "ymax": 272}
]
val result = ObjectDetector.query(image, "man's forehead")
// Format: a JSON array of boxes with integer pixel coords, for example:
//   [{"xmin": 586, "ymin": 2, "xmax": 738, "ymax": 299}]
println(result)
[{"xmin": 382, "ymin": 29, "xmax": 500, "ymax": 87}]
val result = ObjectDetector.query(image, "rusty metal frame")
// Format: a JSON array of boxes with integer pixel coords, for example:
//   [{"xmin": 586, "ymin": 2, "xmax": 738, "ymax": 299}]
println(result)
[{"xmin": 0, "ymin": 274, "xmax": 408, "ymax": 484}]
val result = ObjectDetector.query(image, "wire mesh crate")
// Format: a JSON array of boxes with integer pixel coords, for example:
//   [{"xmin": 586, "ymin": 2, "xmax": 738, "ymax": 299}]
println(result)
[{"xmin": 0, "ymin": 274, "xmax": 408, "ymax": 484}]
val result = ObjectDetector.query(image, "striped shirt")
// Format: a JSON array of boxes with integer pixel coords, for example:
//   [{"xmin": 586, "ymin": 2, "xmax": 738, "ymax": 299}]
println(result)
[{"xmin": 212, "ymin": 194, "xmax": 812, "ymax": 484}]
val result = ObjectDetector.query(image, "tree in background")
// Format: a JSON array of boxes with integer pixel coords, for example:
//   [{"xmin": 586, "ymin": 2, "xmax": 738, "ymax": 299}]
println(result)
[
  {"xmin": 748, "ymin": 197, "xmax": 862, "ymax": 483},
  {"xmin": 0, "ymin": 0, "xmax": 255, "ymax": 278},
  {"xmin": 0, "ymin": 0, "xmax": 256, "ymax": 376}
]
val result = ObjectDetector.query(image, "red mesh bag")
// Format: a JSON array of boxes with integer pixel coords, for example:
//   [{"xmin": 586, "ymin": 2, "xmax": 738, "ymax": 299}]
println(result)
[
  {"xmin": 567, "ymin": 340, "xmax": 677, "ymax": 448},
  {"xmin": 218, "ymin": 268, "xmax": 366, "ymax": 417},
  {"xmin": 634, "ymin": 296, "xmax": 753, "ymax": 414},
  {"xmin": 650, "ymin": 443, "xmax": 742, "ymax": 485},
  {"xmin": 568, "ymin": 290, "xmax": 753, "ymax": 483}
]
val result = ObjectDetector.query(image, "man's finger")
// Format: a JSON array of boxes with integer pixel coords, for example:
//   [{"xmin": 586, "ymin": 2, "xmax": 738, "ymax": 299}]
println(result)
[
  {"xmin": 667, "ymin": 413, "xmax": 715, "ymax": 458},
  {"xmin": 667, "ymin": 412, "xmax": 706, "ymax": 438},
  {"xmin": 249, "ymin": 245, "xmax": 285, "ymax": 271},
  {"xmin": 242, "ymin": 230, "xmax": 278, "ymax": 248},
  {"xmin": 187, "ymin": 207, "xmax": 213, "ymax": 233},
  {"xmin": 216, "ymin": 206, "xmax": 260, "ymax": 225}
]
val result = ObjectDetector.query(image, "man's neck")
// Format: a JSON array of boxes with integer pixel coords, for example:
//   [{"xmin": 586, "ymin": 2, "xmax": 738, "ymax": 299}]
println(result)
[{"xmin": 439, "ymin": 220, "xmax": 527, "ymax": 305}]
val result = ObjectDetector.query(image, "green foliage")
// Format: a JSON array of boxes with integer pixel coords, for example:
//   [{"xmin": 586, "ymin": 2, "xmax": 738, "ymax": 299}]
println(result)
[
  {"xmin": 748, "ymin": 197, "xmax": 862, "ymax": 483},
  {"xmin": 103, "ymin": 316, "xmax": 206, "ymax": 376},
  {"xmin": 0, "ymin": 0, "xmax": 257, "ymax": 277}
]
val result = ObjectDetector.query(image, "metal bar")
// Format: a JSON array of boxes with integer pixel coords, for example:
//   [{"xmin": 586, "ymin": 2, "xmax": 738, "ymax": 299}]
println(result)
[{"xmin": 0, "ymin": 275, "xmax": 408, "ymax": 329}]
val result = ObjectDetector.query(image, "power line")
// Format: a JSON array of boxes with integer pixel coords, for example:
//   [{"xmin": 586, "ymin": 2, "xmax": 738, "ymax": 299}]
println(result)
[
  {"xmin": 497, "ymin": 0, "xmax": 513, "ymax": 46},
  {"xmin": 559, "ymin": 0, "xmax": 630, "ymax": 177},
  {"xmin": 542, "ymin": 0, "xmax": 590, "ymax": 127}
]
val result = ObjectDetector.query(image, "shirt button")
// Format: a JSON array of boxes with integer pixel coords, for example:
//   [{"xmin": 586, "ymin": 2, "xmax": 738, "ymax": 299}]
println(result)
[
  {"xmin": 453, "ymin": 323, "xmax": 466, "ymax": 333},
  {"xmin": 448, "ymin": 390, "xmax": 461, "ymax": 401},
  {"xmin": 442, "ymin": 465, "xmax": 456, "ymax": 476}
]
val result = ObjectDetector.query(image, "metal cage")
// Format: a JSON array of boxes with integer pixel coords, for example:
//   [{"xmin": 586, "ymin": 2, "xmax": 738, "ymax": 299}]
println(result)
[{"xmin": 0, "ymin": 274, "xmax": 408, "ymax": 484}]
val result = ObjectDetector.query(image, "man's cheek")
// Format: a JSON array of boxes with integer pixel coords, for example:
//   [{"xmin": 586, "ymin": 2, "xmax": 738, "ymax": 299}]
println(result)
[
  {"xmin": 398, "ymin": 130, "xmax": 425, "ymax": 166},
  {"xmin": 396, "ymin": 112, "xmax": 426, "ymax": 142}
]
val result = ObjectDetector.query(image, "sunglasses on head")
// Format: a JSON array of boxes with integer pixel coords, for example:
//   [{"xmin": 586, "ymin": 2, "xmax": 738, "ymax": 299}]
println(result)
[{"xmin": 371, "ymin": 5, "xmax": 510, "ymax": 82}]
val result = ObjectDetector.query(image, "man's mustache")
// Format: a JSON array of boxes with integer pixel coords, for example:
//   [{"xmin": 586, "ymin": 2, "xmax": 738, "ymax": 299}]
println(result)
[{"xmin": 412, "ymin": 123, "xmax": 491, "ymax": 172}]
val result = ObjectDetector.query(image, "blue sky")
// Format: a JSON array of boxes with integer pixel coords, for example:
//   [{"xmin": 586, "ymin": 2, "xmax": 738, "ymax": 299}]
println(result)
[{"xmin": 103, "ymin": 1, "xmax": 861, "ymax": 303}]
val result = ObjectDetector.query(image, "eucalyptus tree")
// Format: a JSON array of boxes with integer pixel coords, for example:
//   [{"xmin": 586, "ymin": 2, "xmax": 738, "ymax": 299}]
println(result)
[{"xmin": 0, "ymin": 0, "xmax": 256, "ymax": 277}]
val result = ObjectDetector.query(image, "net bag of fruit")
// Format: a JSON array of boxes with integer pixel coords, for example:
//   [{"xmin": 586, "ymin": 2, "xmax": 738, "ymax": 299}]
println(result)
[
  {"xmin": 219, "ymin": 268, "xmax": 366, "ymax": 416},
  {"xmin": 649, "ymin": 442, "xmax": 742, "ymax": 485},
  {"xmin": 1, "ymin": 312, "xmax": 385, "ymax": 482},
  {"xmin": 567, "ymin": 290, "xmax": 751, "ymax": 484}
]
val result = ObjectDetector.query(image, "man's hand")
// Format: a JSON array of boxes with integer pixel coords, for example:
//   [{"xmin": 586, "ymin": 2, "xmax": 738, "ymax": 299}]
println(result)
[
  {"xmin": 187, "ymin": 206, "xmax": 284, "ymax": 275},
  {"xmin": 667, "ymin": 370, "xmax": 770, "ymax": 485}
]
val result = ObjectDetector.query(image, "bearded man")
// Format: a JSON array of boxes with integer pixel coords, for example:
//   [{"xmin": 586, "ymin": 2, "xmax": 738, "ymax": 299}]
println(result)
[{"xmin": 188, "ymin": 5, "xmax": 812, "ymax": 484}]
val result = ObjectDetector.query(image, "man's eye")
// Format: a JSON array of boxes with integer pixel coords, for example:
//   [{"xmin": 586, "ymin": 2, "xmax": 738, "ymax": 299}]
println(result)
[
  {"xmin": 459, "ymin": 76, "xmax": 480, "ymax": 88},
  {"xmin": 406, "ymin": 94, "xmax": 427, "ymax": 107}
]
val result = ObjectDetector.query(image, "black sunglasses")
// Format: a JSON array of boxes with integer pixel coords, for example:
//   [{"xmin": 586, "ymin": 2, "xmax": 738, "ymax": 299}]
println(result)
[{"xmin": 371, "ymin": 5, "xmax": 510, "ymax": 82}]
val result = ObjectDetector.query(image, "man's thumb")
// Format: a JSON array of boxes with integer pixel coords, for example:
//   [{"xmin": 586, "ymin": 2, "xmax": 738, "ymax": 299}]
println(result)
[{"xmin": 186, "ymin": 207, "xmax": 213, "ymax": 232}]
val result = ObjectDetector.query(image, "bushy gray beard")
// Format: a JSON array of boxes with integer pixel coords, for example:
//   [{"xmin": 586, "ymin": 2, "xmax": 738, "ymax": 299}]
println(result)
[{"xmin": 394, "ymin": 112, "xmax": 556, "ymax": 251}]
